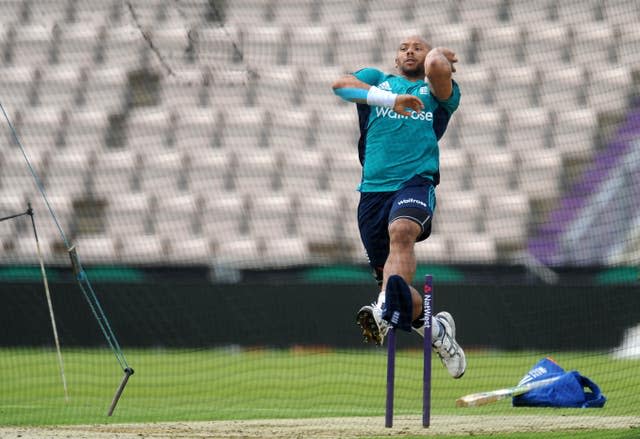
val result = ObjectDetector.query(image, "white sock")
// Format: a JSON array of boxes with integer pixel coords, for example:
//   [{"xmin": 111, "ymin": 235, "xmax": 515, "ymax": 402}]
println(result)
[
  {"xmin": 376, "ymin": 290, "xmax": 385, "ymax": 308},
  {"xmin": 412, "ymin": 319, "xmax": 444, "ymax": 341},
  {"xmin": 432, "ymin": 320, "xmax": 444, "ymax": 341}
]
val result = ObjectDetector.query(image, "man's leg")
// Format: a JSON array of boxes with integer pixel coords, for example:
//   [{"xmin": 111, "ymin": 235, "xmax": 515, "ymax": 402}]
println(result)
[
  {"xmin": 382, "ymin": 218, "xmax": 423, "ymax": 321},
  {"xmin": 382, "ymin": 181, "xmax": 466, "ymax": 378},
  {"xmin": 355, "ymin": 191, "xmax": 394, "ymax": 346}
]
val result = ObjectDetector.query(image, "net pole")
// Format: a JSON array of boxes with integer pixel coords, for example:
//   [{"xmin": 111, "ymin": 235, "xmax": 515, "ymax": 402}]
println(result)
[
  {"xmin": 28, "ymin": 204, "xmax": 69, "ymax": 402},
  {"xmin": 2, "ymin": 101, "xmax": 133, "ymax": 413},
  {"xmin": 107, "ymin": 368, "xmax": 135, "ymax": 416}
]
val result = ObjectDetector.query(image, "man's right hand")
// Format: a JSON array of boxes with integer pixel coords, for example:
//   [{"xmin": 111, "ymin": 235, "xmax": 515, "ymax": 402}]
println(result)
[{"xmin": 393, "ymin": 94, "xmax": 424, "ymax": 116}]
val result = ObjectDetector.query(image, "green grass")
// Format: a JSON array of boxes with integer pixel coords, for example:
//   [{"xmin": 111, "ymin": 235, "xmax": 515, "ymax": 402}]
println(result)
[{"xmin": 0, "ymin": 347, "xmax": 638, "ymax": 436}]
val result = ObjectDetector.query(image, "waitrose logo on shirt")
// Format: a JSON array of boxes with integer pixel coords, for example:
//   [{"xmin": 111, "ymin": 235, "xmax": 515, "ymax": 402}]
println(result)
[{"xmin": 375, "ymin": 107, "xmax": 433, "ymax": 121}]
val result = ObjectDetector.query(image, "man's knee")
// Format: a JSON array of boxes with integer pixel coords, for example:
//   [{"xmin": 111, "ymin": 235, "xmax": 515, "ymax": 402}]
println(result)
[{"xmin": 388, "ymin": 218, "xmax": 421, "ymax": 245}]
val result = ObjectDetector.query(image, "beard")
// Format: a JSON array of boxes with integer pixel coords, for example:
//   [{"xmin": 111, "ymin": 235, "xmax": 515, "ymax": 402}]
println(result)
[{"xmin": 398, "ymin": 61, "xmax": 424, "ymax": 78}]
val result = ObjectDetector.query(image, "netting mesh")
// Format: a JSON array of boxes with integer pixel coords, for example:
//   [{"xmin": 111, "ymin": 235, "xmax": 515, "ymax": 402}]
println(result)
[
  {"xmin": 0, "ymin": 0, "xmax": 639, "ymax": 434},
  {"xmin": 1, "ymin": 0, "xmax": 639, "ymax": 267}
]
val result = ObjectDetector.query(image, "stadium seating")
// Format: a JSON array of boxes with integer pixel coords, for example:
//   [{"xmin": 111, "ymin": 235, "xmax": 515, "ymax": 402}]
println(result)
[
  {"xmin": 414, "ymin": 233, "xmax": 450, "ymax": 264},
  {"xmin": 152, "ymin": 193, "xmax": 202, "ymax": 238},
  {"xmin": 1, "ymin": 0, "xmax": 638, "ymax": 267},
  {"xmin": 516, "ymin": 148, "xmax": 563, "ymax": 201},
  {"xmin": 334, "ymin": 24, "xmax": 383, "ymax": 68},
  {"xmin": 81, "ymin": 66, "xmax": 128, "ymax": 112},
  {"xmin": 449, "ymin": 233, "xmax": 497, "ymax": 262},
  {"xmin": 586, "ymin": 66, "xmax": 633, "ymax": 112},
  {"xmin": 138, "ymin": 149, "xmax": 187, "ymax": 195},
  {"xmin": 216, "ymin": 107, "xmax": 267, "ymax": 149},
  {"xmin": 247, "ymin": 193, "xmax": 296, "ymax": 238},
  {"xmin": 299, "ymin": 65, "xmax": 350, "ymax": 108},
  {"xmin": 523, "ymin": 22, "xmax": 571, "ymax": 66},
  {"xmin": 214, "ymin": 237, "xmax": 263, "ymax": 269},
  {"xmin": 0, "ymin": 66, "xmax": 36, "ymax": 109},
  {"xmin": 159, "ymin": 68, "xmax": 208, "ymax": 109},
  {"xmin": 119, "ymin": 234, "xmax": 167, "ymax": 264},
  {"xmin": 73, "ymin": 234, "xmax": 120, "ymax": 263},
  {"xmin": 551, "ymin": 108, "xmax": 598, "ymax": 160},
  {"xmin": 475, "ymin": 24, "xmax": 525, "ymax": 67},
  {"xmin": 538, "ymin": 66, "xmax": 588, "ymax": 110},
  {"xmin": 43, "ymin": 147, "xmax": 93, "ymax": 197},
  {"xmin": 278, "ymin": 149, "xmax": 330, "ymax": 192},
  {"xmin": 457, "ymin": 107, "xmax": 506, "ymax": 150},
  {"xmin": 6, "ymin": 23, "xmax": 54, "ymax": 67},
  {"xmin": 200, "ymin": 193, "xmax": 249, "ymax": 244},
  {"xmin": 63, "ymin": 109, "xmax": 110, "ymax": 150},
  {"xmin": 24, "ymin": 193, "xmax": 75, "ymax": 243},
  {"xmin": 7, "ymin": 235, "xmax": 56, "ymax": 262},
  {"xmin": 315, "ymin": 108, "xmax": 360, "ymax": 153},
  {"xmin": 271, "ymin": 0, "xmax": 319, "ymax": 25},
  {"xmin": 90, "ymin": 149, "xmax": 140, "ymax": 196},
  {"xmin": 262, "ymin": 236, "xmax": 311, "ymax": 266},
  {"xmin": 451, "ymin": 65, "xmax": 494, "ymax": 107},
  {"xmin": 484, "ymin": 191, "xmax": 530, "ymax": 247},
  {"xmin": 53, "ymin": 21, "xmax": 100, "ymax": 67},
  {"xmin": 125, "ymin": 107, "xmax": 173, "ymax": 150},
  {"xmin": 9, "ymin": 106, "xmax": 61, "ymax": 151},
  {"xmin": 165, "ymin": 236, "xmax": 213, "ymax": 264},
  {"xmin": 293, "ymin": 190, "xmax": 343, "ymax": 244},
  {"xmin": 268, "ymin": 109, "xmax": 315, "ymax": 150},
  {"xmin": 231, "ymin": 148, "xmax": 281, "ymax": 194},
  {"xmin": 172, "ymin": 107, "xmax": 219, "ymax": 149},
  {"xmin": 102, "ymin": 192, "xmax": 154, "ymax": 237},
  {"xmin": 34, "ymin": 65, "xmax": 84, "ymax": 109},
  {"xmin": 433, "ymin": 190, "xmax": 484, "ymax": 236},
  {"xmin": 505, "ymin": 108, "xmax": 552, "ymax": 154},
  {"xmin": 493, "ymin": 66, "xmax": 540, "ymax": 108},
  {"xmin": 183, "ymin": 147, "xmax": 233, "ymax": 195}
]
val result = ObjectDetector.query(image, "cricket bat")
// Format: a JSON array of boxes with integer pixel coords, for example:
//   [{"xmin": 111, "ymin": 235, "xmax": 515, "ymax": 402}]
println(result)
[{"xmin": 456, "ymin": 376, "xmax": 561, "ymax": 407}]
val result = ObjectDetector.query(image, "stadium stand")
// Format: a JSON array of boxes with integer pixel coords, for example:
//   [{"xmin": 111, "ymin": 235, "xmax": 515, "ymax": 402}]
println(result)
[{"xmin": 0, "ymin": 0, "xmax": 639, "ymax": 268}]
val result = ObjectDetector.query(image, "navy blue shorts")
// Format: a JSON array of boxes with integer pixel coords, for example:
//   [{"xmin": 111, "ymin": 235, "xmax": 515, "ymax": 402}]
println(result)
[{"xmin": 357, "ymin": 176, "xmax": 436, "ymax": 285}]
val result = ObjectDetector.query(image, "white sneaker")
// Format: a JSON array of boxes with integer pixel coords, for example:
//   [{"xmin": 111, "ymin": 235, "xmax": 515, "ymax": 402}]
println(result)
[
  {"xmin": 432, "ymin": 311, "xmax": 466, "ymax": 379},
  {"xmin": 356, "ymin": 304, "xmax": 390, "ymax": 346}
]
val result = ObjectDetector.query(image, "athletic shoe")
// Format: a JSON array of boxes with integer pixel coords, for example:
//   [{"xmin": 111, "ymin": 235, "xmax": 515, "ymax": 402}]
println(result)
[
  {"xmin": 432, "ymin": 311, "xmax": 467, "ymax": 379},
  {"xmin": 356, "ymin": 304, "xmax": 390, "ymax": 346}
]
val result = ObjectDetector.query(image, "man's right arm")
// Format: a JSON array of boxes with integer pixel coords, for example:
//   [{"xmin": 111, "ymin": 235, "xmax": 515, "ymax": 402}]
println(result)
[
  {"xmin": 331, "ymin": 75, "xmax": 372, "ymax": 104},
  {"xmin": 331, "ymin": 70, "xmax": 425, "ymax": 116},
  {"xmin": 332, "ymin": 67, "xmax": 387, "ymax": 101}
]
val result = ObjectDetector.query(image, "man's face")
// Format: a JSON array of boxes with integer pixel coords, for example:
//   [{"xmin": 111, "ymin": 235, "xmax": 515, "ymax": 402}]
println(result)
[{"xmin": 395, "ymin": 36, "xmax": 430, "ymax": 77}]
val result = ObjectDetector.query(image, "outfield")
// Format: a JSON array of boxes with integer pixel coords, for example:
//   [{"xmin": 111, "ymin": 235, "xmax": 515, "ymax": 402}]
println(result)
[{"xmin": 1, "ymin": 348, "xmax": 638, "ymax": 438}]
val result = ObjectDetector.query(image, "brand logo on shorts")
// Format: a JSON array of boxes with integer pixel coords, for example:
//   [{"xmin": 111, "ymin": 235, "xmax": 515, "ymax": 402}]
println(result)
[{"xmin": 397, "ymin": 198, "xmax": 427, "ymax": 208}]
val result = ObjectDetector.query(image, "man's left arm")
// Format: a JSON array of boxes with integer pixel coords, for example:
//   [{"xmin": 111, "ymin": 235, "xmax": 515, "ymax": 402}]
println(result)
[{"xmin": 425, "ymin": 47, "xmax": 458, "ymax": 101}]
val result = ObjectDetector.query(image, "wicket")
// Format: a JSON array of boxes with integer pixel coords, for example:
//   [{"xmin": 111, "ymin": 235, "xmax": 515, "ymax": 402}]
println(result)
[{"xmin": 385, "ymin": 274, "xmax": 433, "ymax": 428}]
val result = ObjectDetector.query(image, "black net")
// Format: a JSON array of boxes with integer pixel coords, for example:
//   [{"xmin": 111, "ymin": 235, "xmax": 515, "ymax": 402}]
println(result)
[{"xmin": 0, "ymin": 0, "xmax": 639, "ymax": 435}]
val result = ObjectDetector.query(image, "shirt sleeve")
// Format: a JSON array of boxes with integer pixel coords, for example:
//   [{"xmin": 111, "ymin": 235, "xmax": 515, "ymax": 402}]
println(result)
[
  {"xmin": 352, "ymin": 68, "xmax": 385, "ymax": 86},
  {"xmin": 433, "ymin": 80, "xmax": 461, "ymax": 114}
]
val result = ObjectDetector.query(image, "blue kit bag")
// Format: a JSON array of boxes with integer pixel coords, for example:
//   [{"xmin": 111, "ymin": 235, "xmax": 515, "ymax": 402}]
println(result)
[
  {"xmin": 512, "ymin": 357, "xmax": 607, "ymax": 408},
  {"xmin": 382, "ymin": 275, "xmax": 413, "ymax": 332}
]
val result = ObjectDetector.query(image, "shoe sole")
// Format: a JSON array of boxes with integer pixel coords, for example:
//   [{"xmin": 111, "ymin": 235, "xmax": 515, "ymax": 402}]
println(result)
[{"xmin": 356, "ymin": 308, "xmax": 383, "ymax": 346}]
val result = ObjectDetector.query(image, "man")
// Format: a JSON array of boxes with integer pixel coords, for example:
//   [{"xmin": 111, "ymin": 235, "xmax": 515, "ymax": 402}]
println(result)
[{"xmin": 331, "ymin": 36, "xmax": 466, "ymax": 378}]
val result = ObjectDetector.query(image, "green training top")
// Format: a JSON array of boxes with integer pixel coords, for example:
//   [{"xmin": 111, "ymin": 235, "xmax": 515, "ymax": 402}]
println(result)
[{"xmin": 353, "ymin": 67, "xmax": 460, "ymax": 192}]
